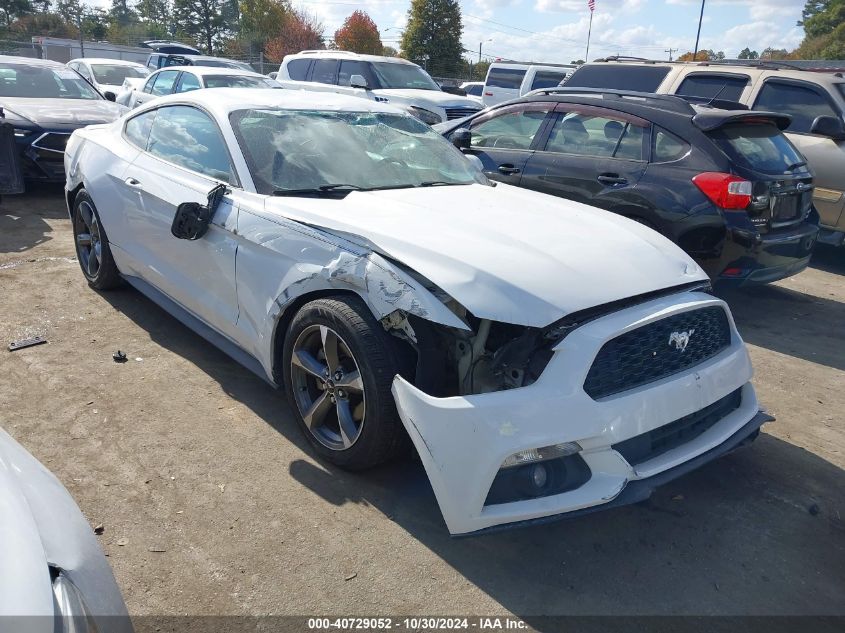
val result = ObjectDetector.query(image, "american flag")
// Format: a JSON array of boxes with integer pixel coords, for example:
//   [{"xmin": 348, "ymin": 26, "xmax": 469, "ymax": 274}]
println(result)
[{"xmin": 588, "ymin": 0, "xmax": 595, "ymax": 11}]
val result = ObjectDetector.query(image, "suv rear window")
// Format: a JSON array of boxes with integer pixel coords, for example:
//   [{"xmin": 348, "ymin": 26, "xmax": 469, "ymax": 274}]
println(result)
[
  {"xmin": 486, "ymin": 67, "xmax": 526, "ymax": 89},
  {"xmin": 287, "ymin": 59, "xmax": 310, "ymax": 81},
  {"xmin": 707, "ymin": 122, "xmax": 806, "ymax": 174},
  {"xmin": 677, "ymin": 74, "xmax": 748, "ymax": 102},
  {"xmin": 566, "ymin": 65, "xmax": 670, "ymax": 92},
  {"xmin": 531, "ymin": 70, "xmax": 568, "ymax": 90}
]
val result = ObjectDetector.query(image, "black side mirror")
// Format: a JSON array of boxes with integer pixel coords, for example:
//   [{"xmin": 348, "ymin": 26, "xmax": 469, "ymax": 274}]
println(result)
[
  {"xmin": 452, "ymin": 127, "xmax": 471, "ymax": 151},
  {"xmin": 104, "ymin": 91, "xmax": 116, "ymax": 102},
  {"xmin": 810, "ymin": 115, "xmax": 845, "ymax": 141},
  {"xmin": 171, "ymin": 184, "xmax": 226, "ymax": 240}
]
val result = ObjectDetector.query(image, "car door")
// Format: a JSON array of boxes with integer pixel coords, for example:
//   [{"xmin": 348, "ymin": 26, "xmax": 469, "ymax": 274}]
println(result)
[
  {"xmin": 752, "ymin": 78, "xmax": 845, "ymax": 232},
  {"xmin": 133, "ymin": 69, "xmax": 180, "ymax": 108},
  {"xmin": 519, "ymin": 104, "xmax": 649, "ymax": 209},
  {"xmin": 460, "ymin": 102, "xmax": 555, "ymax": 186},
  {"xmin": 120, "ymin": 104, "xmax": 241, "ymax": 337}
]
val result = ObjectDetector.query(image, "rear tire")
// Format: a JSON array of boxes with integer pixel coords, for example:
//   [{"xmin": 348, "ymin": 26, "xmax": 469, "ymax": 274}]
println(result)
[
  {"xmin": 72, "ymin": 190, "xmax": 122, "ymax": 290},
  {"xmin": 283, "ymin": 296, "xmax": 408, "ymax": 470}
]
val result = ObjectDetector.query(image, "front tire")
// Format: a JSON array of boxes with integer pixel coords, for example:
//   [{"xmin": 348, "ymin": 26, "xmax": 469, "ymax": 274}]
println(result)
[
  {"xmin": 72, "ymin": 190, "xmax": 121, "ymax": 290},
  {"xmin": 283, "ymin": 296, "xmax": 408, "ymax": 470}
]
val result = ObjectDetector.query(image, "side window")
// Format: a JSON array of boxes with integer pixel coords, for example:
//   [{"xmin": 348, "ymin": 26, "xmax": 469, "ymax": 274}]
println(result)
[
  {"xmin": 142, "ymin": 74, "xmax": 156, "ymax": 93},
  {"xmin": 486, "ymin": 67, "xmax": 526, "ymax": 90},
  {"xmin": 544, "ymin": 110, "xmax": 644, "ymax": 159},
  {"xmin": 465, "ymin": 84, "xmax": 482, "ymax": 97},
  {"xmin": 287, "ymin": 58, "xmax": 310, "ymax": 81},
  {"xmin": 311, "ymin": 59, "xmax": 338, "ymax": 85},
  {"xmin": 150, "ymin": 70, "xmax": 179, "ymax": 96},
  {"xmin": 146, "ymin": 55, "xmax": 158, "ymax": 70},
  {"xmin": 124, "ymin": 110, "xmax": 157, "ymax": 150},
  {"xmin": 338, "ymin": 60, "xmax": 376, "ymax": 87},
  {"xmin": 469, "ymin": 105, "xmax": 551, "ymax": 150},
  {"xmin": 175, "ymin": 72, "xmax": 201, "ymax": 93},
  {"xmin": 531, "ymin": 70, "xmax": 568, "ymax": 90},
  {"xmin": 147, "ymin": 105, "xmax": 236, "ymax": 183},
  {"xmin": 676, "ymin": 74, "xmax": 749, "ymax": 102},
  {"xmin": 754, "ymin": 80, "xmax": 840, "ymax": 133},
  {"xmin": 653, "ymin": 128, "xmax": 689, "ymax": 162}
]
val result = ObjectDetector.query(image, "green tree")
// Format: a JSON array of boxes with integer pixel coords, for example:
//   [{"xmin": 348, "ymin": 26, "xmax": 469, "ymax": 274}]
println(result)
[
  {"xmin": 0, "ymin": 0, "xmax": 32, "ymax": 27},
  {"xmin": 797, "ymin": 0, "xmax": 845, "ymax": 58},
  {"xmin": 83, "ymin": 5, "xmax": 108, "ymax": 38},
  {"xmin": 401, "ymin": 0, "xmax": 462, "ymax": 77},
  {"xmin": 334, "ymin": 10, "xmax": 381, "ymax": 54},
  {"xmin": 135, "ymin": 0, "xmax": 169, "ymax": 32},
  {"xmin": 239, "ymin": 0, "xmax": 286, "ymax": 51},
  {"xmin": 108, "ymin": 0, "xmax": 135, "ymax": 28},
  {"xmin": 173, "ymin": 0, "xmax": 225, "ymax": 53},
  {"xmin": 737, "ymin": 47, "xmax": 759, "ymax": 59},
  {"xmin": 56, "ymin": 0, "xmax": 81, "ymax": 23},
  {"xmin": 570, "ymin": 58, "xmax": 585, "ymax": 64},
  {"xmin": 382, "ymin": 44, "xmax": 398, "ymax": 56},
  {"xmin": 30, "ymin": 0, "xmax": 49, "ymax": 12}
]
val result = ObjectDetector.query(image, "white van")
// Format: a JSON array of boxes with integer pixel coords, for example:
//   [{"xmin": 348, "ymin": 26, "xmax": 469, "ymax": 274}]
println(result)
[{"xmin": 482, "ymin": 62, "xmax": 577, "ymax": 107}]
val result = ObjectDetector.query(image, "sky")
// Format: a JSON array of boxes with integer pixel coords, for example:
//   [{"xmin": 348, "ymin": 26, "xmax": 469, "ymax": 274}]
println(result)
[{"xmin": 295, "ymin": 0, "xmax": 806, "ymax": 65}]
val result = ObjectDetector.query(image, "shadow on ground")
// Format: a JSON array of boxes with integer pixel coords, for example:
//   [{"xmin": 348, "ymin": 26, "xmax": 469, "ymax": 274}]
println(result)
[
  {"xmin": 0, "ymin": 185, "xmax": 68, "ymax": 254},
  {"xmin": 98, "ymin": 284, "xmax": 845, "ymax": 620}
]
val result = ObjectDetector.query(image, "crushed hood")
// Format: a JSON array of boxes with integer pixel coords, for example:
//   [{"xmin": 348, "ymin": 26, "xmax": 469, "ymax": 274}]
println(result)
[
  {"xmin": 0, "ymin": 98, "xmax": 123, "ymax": 130},
  {"xmin": 264, "ymin": 183, "xmax": 707, "ymax": 327}
]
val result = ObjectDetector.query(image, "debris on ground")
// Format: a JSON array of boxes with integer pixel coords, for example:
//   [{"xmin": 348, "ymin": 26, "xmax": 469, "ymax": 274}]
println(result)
[
  {"xmin": 116, "ymin": 538, "xmax": 128, "ymax": 546},
  {"xmin": 809, "ymin": 503, "xmax": 820, "ymax": 516},
  {"xmin": 8, "ymin": 336, "xmax": 47, "ymax": 351},
  {"xmin": 112, "ymin": 350, "xmax": 128, "ymax": 363},
  {"xmin": 344, "ymin": 573, "xmax": 358, "ymax": 581},
  {"xmin": 93, "ymin": 524, "xmax": 105, "ymax": 535},
  {"xmin": 148, "ymin": 546, "xmax": 166, "ymax": 553}
]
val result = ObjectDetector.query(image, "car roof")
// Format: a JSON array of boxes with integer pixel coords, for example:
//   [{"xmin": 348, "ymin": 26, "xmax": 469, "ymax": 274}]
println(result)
[
  {"xmin": 141, "ymin": 87, "xmax": 408, "ymax": 119},
  {"xmin": 500, "ymin": 88, "xmax": 791, "ymax": 130},
  {"xmin": 69, "ymin": 58, "xmax": 146, "ymax": 67},
  {"xmin": 488, "ymin": 61, "xmax": 576, "ymax": 70},
  {"xmin": 285, "ymin": 50, "xmax": 417, "ymax": 66},
  {"xmin": 0, "ymin": 55, "xmax": 66, "ymax": 68},
  {"xmin": 580, "ymin": 58, "xmax": 845, "ymax": 86},
  {"xmin": 149, "ymin": 66, "xmax": 263, "ymax": 77}
]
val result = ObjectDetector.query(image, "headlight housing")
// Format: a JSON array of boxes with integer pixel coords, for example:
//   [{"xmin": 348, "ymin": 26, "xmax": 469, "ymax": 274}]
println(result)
[
  {"xmin": 51, "ymin": 567, "xmax": 100, "ymax": 633},
  {"xmin": 408, "ymin": 106, "xmax": 443, "ymax": 125}
]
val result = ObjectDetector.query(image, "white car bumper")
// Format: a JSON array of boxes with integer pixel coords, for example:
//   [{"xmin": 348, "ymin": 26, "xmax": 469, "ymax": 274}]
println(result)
[{"xmin": 391, "ymin": 291, "xmax": 767, "ymax": 535}]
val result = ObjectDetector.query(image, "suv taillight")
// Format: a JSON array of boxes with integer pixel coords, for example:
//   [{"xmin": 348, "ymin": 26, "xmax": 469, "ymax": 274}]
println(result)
[{"xmin": 692, "ymin": 172, "xmax": 752, "ymax": 210}]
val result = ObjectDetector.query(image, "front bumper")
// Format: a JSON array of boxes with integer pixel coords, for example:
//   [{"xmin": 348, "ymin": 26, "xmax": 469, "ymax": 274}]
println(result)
[
  {"xmin": 391, "ymin": 292, "xmax": 761, "ymax": 535},
  {"xmin": 16, "ymin": 132, "xmax": 69, "ymax": 183}
]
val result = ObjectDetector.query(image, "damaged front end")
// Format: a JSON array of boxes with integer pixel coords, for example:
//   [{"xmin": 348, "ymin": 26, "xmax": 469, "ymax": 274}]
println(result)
[{"xmin": 375, "ymin": 279, "xmax": 763, "ymax": 536}]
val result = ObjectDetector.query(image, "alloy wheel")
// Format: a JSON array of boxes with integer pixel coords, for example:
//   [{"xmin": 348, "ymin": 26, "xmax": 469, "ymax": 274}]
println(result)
[
  {"xmin": 290, "ymin": 324, "xmax": 366, "ymax": 451},
  {"xmin": 74, "ymin": 200, "xmax": 102, "ymax": 279}
]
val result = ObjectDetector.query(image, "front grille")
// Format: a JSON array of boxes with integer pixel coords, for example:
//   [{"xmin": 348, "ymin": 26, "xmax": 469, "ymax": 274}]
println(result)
[
  {"xmin": 32, "ymin": 133, "xmax": 70, "ymax": 153},
  {"xmin": 583, "ymin": 306, "xmax": 731, "ymax": 399},
  {"xmin": 612, "ymin": 388, "xmax": 742, "ymax": 466},
  {"xmin": 445, "ymin": 107, "xmax": 482, "ymax": 120}
]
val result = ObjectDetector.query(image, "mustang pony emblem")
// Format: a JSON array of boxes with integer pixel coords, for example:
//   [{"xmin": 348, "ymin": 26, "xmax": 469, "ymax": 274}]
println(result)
[{"xmin": 668, "ymin": 329, "xmax": 695, "ymax": 352}]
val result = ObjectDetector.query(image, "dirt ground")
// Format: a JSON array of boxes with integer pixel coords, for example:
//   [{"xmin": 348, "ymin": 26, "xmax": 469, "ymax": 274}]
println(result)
[{"xmin": 1, "ymin": 186, "xmax": 843, "ymax": 620}]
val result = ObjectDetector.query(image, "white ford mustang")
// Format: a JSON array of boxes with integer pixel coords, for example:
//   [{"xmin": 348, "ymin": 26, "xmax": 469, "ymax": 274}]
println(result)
[{"xmin": 64, "ymin": 89, "xmax": 771, "ymax": 535}]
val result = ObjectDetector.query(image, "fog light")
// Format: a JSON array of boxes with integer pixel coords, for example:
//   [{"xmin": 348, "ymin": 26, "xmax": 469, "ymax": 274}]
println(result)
[
  {"xmin": 530, "ymin": 463, "xmax": 548, "ymax": 488},
  {"xmin": 500, "ymin": 441, "xmax": 581, "ymax": 469}
]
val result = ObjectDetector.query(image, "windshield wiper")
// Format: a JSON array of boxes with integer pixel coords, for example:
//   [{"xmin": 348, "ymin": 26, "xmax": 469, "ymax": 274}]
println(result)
[
  {"xmin": 273, "ymin": 184, "xmax": 368, "ymax": 197},
  {"xmin": 418, "ymin": 181, "xmax": 465, "ymax": 187},
  {"xmin": 786, "ymin": 160, "xmax": 807, "ymax": 171}
]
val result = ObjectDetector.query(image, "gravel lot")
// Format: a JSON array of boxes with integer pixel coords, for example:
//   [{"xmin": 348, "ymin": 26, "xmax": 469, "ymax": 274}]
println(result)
[{"xmin": 1, "ymin": 186, "xmax": 843, "ymax": 621}]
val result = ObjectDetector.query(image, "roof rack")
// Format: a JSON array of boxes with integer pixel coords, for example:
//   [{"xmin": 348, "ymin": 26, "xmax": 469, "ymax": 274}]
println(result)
[
  {"xmin": 697, "ymin": 59, "xmax": 808, "ymax": 72},
  {"xmin": 527, "ymin": 86, "xmax": 695, "ymax": 114},
  {"xmin": 594, "ymin": 55, "xmax": 658, "ymax": 64}
]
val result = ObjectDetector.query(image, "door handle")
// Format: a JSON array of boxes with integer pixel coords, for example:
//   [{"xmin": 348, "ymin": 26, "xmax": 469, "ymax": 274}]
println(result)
[
  {"xmin": 498, "ymin": 164, "xmax": 521, "ymax": 175},
  {"xmin": 124, "ymin": 177, "xmax": 142, "ymax": 187},
  {"xmin": 597, "ymin": 173, "xmax": 627, "ymax": 185}
]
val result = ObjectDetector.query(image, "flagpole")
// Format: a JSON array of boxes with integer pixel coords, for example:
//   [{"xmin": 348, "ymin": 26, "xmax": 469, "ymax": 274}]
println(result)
[{"xmin": 585, "ymin": 8, "xmax": 593, "ymax": 62}]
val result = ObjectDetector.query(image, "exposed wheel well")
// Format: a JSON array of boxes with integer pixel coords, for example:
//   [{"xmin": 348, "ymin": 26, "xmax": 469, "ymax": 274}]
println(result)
[
  {"xmin": 271, "ymin": 289, "xmax": 418, "ymax": 388},
  {"xmin": 66, "ymin": 183, "xmax": 84, "ymax": 220},
  {"xmin": 271, "ymin": 289, "xmax": 362, "ymax": 386}
]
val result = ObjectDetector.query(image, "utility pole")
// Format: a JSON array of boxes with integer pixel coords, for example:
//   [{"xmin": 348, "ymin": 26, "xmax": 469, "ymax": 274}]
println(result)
[
  {"xmin": 77, "ymin": 11, "xmax": 84, "ymax": 57},
  {"xmin": 693, "ymin": 0, "xmax": 705, "ymax": 60},
  {"xmin": 478, "ymin": 41, "xmax": 482, "ymax": 64},
  {"xmin": 665, "ymin": 47, "xmax": 677, "ymax": 61}
]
